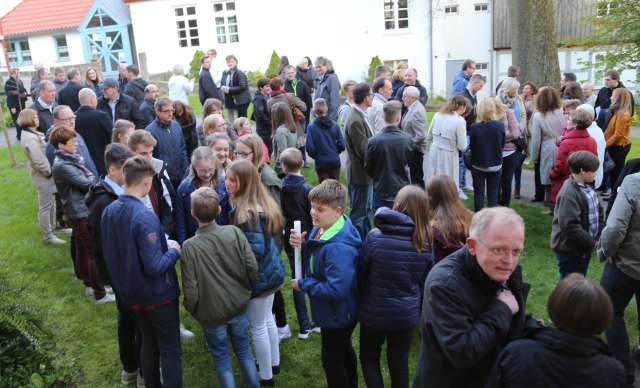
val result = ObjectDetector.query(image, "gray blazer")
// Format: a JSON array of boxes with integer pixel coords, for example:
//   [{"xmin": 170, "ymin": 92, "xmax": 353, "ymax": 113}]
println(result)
[
  {"xmin": 344, "ymin": 107, "xmax": 372, "ymax": 186},
  {"xmin": 401, "ymin": 100, "xmax": 427, "ymax": 152}
]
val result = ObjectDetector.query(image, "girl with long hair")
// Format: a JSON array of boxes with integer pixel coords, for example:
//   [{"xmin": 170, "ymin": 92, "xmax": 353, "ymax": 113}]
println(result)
[
  {"xmin": 604, "ymin": 87, "xmax": 633, "ymax": 189},
  {"xmin": 225, "ymin": 159, "xmax": 285, "ymax": 384},
  {"xmin": 271, "ymin": 102, "xmax": 298, "ymax": 176},
  {"xmin": 358, "ymin": 185, "xmax": 434, "ymax": 388},
  {"xmin": 427, "ymin": 175, "xmax": 474, "ymax": 262}
]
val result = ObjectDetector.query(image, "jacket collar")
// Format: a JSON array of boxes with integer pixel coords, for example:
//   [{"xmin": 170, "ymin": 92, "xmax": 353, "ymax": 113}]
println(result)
[
  {"xmin": 195, "ymin": 222, "xmax": 220, "ymax": 236},
  {"xmin": 461, "ymin": 246, "xmax": 504, "ymax": 294},
  {"xmin": 564, "ymin": 128, "xmax": 592, "ymax": 139},
  {"xmin": 533, "ymin": 327, "xmax": 613, "ymax": 357}
]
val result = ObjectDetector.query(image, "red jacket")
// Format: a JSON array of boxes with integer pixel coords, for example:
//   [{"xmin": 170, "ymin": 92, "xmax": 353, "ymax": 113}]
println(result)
[{"xmin": 549, "ymin": 129, "xmax": 597, "ymax": 203}]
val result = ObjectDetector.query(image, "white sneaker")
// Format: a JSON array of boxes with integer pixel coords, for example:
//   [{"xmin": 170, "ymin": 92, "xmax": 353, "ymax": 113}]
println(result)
[
  {"xmin": 85, "ymin": 287, "xmax": 94, "ymax": 297},
  {"xmin": 180, "ymin": 323, "xmax": 194, "ymax": 339},
  {"xmin": 44, "ymin": 234, "xmax": 65, "ymax": 245},
  {"xmin": 55, "ymin": 227, "xmax": 73, "ymax": 235},
  {"xmin": 463, "ymin": 184, "xmax": 474, "ymax": 192},
  {"xmin": 95, "ymin": 293, "xmax": 116, "ymax": 304},
  {"xmin": 458, "ymin": 190, "xmax": 468, "ymax": 200},
  {"xmin": 278, "ymin": 324, "xmax": 292, "ymax": 340},
  {"xmin": 121, "ymin": 369, "xmax": 138, "ymax": 385}
]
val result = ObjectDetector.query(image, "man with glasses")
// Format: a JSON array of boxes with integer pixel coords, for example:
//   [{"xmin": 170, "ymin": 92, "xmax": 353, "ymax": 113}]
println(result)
[
  {"xmin": 97, "ymin": 78, "xmax": 144, "ymax": 128},
  {"xmin": 414, "ymin": 207, "xmax": 537, "ymax": 388},
  {"xmin": 451, "ymin": 59, "xmax": 476, "ymax": 96},
  {"xmin": 46, "ymin": 105, "xmax": 98, "ymax": 176},
  {"xmin": 146, "ymin": 97, "xmax": 189, "ymax": 190}
]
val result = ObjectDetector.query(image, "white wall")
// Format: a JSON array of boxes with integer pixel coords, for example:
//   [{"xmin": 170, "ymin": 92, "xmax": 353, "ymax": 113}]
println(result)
[
  {"xmin": 129, "ymin": 0, "xmax": 431, "ymax": 86},
  {"xmin": 0, "ymin": 31, "xmax": 85, "ymax": 71}
]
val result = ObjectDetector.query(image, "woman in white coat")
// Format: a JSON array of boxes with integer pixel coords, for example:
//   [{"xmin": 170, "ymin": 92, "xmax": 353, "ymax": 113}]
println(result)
[
  {"xmin": 168, "ymin": 64, "xmax": 193, "ymax": 104},
  {"xmin": 425, "ymin": 95, "xmax": 468, "ymax": 197}
]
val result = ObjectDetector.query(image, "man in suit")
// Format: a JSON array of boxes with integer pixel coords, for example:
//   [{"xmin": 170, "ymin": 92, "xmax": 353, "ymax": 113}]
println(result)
[
  {"xmin": 30, "ymin": 80, "xmax": 57, "ymax": 134},
  {"xmin": 457, "ymin": 74, "xmax": 486, "ymax": 192},
  {"xmin": 198, "ymin": 55, "xmax": 222, "ymax": 106},
  {"xmin": 4, "ymin": 68, "xmax": 28, "ymax": 140},
  {"xmin": 400, "ymin": 86, "xmax": 427, "ymax": 186},
  {"xmin": 97, "ymin": 78, "xmax": 144, "ymax": 128},
  {"xmin": 220, "ymin": 55, "xmax": 251, "ymax": 122},
  {"xmin": 58, "ymin": 68, "xmax": 83, "ymax": 112},
  {"xmin": 75, "ymin": 88, "xmax": 114, "ymax": 176},
  {"xmin": 344, "ymin": 82, "xmax": 374, "ymax": 240}
]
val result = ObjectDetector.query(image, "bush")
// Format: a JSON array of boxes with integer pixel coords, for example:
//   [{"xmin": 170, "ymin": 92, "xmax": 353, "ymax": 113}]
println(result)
[
  {"xmin": 265, "ymin": 50, "xmax": 280, "ymax": 78},
  {"xmin": 188, "ymin": 50, "xmax": 206, "ymax": 80},
  {"xmin": 246, "ymin": 70, "xmax": 266, "ymax": 88},
  {"xmin": 367, "ymin": 55, "xmax": 384, "ymax": 83},
  {"xmin": 0, "ymin": 274, "xmax": 75, "ymax": 387}
]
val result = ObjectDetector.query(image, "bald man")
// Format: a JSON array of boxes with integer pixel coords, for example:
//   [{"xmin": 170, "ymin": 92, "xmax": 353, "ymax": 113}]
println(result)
[{"xmin": 75, "ymin": 88, "xmax": 114, "ymax": 175}]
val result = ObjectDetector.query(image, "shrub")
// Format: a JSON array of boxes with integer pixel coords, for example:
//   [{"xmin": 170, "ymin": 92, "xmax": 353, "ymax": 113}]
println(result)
[
  {"xmin": 189, "ymin": 50, "xmax": 206, "ymax": 80},
  {"xmin": 246, "ymin": 70, "xmax": 266, "ymax": 88},
  {"xmin": 265, "ymin": 50, "xmax": 280, "ymax": 78},
  {"xmin": 367, "ymin": 55, "xmax": 383, "ymax": 83}
]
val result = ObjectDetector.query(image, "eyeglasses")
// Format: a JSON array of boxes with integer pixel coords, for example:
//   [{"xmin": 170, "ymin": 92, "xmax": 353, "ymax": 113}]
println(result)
[
  {"xmin": 234, "ymin": 151, "xmax": 253, "ymax": 158},
  {"xmin": 477, "ymin": 240, "xmax": 523, "ymax": 258}
]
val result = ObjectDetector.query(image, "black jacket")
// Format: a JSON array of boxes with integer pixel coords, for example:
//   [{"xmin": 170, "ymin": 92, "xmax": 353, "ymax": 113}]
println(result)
[
  {"xmin": 4, "ymin": 76, "xmax": 27, "ymax": 111},
  {"xmin": 123, "ymin": 77, "xmax": 148, "ymax": 105},
  {"xmin": 460, "ymin": 87, "xmax": 478, "ymax": 130},
  {"xmin": 595, "ymin": 80, "xmax": 635, "ymax": 116},
  {"xmin": 30, "ymin": 99, "xmax": 56, "ymax": 134},
  {"xmin": 52, "ymin": 151, "xmax": 96, "ymax": 220},
  {"xmin": 251, "ymin": 90, "xmax": 271, "ymax": 136},
  {"xmin": 285, "ymin": 78, "xmax": 313, "ymax": 122},
  {"xmin": 57, "ymin": 81, "xmax": 83, "ymax": 112},
  {"xmin": 97, "ymin": 93, "xmax": 144, "ymax": 128},
  {"xmin": 198, "ymin": 68, "xmax": 223, "ymax": 105},
  {"xmin": 414, "ymin": 246, "xmax": 535, "ymax": 388},
  {"xmin": 486, "ymin": 327, "xmax": 626, "ymax": 388},
  {"xmin": 220, "ymin": 68, "xmax": 251, "ymax": 107},
  {"xmin": 365, "ymin": 125, "xmax": 413, "ymax": 200},
  {"xmin": 74, "ymin": 106, "xmax": 113, "ymax": 176},
  {"xmin": 139, "ymin": 98, "xmax": 156, "ymax": 128},
  {"xmin": 469, "ymin": 120, "xmax": 506, "ymax": 169},
  {"xmin": 394, "ymin": 80, "xmax": 428, "ymax": 106},
  {"xmin": 177, "ymin": 116, "xmax": 198, "ymax": 158},
  {"xmin": 86, "ymin": 178, "xmax": 119, "ymax": 285},
  {"xmin": 281, "ymin": 174, "xmax": 313, "ymax": 260}
]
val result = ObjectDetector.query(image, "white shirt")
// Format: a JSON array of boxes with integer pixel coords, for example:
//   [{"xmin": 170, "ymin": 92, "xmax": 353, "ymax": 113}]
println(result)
[
  {"xmin": 168, "ymin": 75, "xmax": 193, "ymax": 104},
  {"xmin": 586, "ymin": 122, "xmax": 606, "ymax": 188}
]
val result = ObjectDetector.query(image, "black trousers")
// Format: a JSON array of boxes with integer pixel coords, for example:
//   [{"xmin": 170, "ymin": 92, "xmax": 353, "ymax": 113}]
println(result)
[
  {"xmin": 116, "ymin": 293, "xmax": 142, "ymax": 374},
  {"xmin": 608, "ymin": 144, "xmax": 631, "ymax": 194},
  {"xmin": 533, "ymin": 162, "xmax": 545, "ymax": 201},
  {"xmin": 408, "ymin": 150, "xmax": 424, "ymax": 186},
  {"xmin": 360, "ymin": 324, "xmax": 414, "ymax": 388},
  {"xmin": 258, "ymin": 132, "xmax": 273, "ymax": 157},
  {"xmin": 321, "ymin": 324, "xmax": 357, "ymax": 388},
  {"xmin": 499, "ymin": 151, "xmax": 519, "ymax": 207},
  {"xmin": 271, "ymin": 290, "xmax": 287, "ymax": 327}
]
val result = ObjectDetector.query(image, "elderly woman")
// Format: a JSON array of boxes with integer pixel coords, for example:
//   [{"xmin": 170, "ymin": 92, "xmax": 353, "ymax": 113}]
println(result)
[
  {"xmin": 498, "ymin": 78, "xmax": 526, "ymax": 201},
  {"xmin": 168, "ymin": 64, "xmax": 193, "ymax": 104},
  {"xmin": 425, "ymin": 95, "xmax": 468, "ymax": 197},
  {"xmin": 529, "ymin": 86, "xmax": 564, "ymax": 213},
  {"xmin": 314, "ymin": 56, "xmax": 341, "ymax": 121}
]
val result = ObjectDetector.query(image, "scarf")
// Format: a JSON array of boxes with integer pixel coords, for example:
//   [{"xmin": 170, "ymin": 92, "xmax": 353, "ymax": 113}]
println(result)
[{"xmin": 56, "ymin": 150, "xmax": 93, "ymax": 177}]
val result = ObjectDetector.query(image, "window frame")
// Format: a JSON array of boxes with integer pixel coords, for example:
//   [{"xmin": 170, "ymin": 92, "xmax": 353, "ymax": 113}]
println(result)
[
  {"xmin": 174, "ymin": 5, "xmax": 200, "ymax": 48},
  {"xmin": 7, "ymin": 38, "xmax": 32, "ymax": 66},
  {"xmin": 213, "ymin": 0, "xmax": 239, "ymax": 44},
  {"xmin": 384, "ymin": 0, "xmax": 409, "ymax": 31},
  {"xmin": 475, "ymin": 62, "xmax": 489, "ymax": 71},
  {"xmin": 474, "ymin": 3, "xmax": 489, "ymax": 12},
  {"xmin": 54, "ymin": 35, "xmax": 70, "ymax": 63},
  {"xmin": 444, "ymin": 4, "xmax": 459, "ymax": 14}
]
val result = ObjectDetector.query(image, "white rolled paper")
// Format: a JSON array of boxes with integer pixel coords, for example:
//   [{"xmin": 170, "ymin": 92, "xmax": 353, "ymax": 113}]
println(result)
[{"xmin": 294, "ymin": 220, "xmax": 302, "ymax": 280}]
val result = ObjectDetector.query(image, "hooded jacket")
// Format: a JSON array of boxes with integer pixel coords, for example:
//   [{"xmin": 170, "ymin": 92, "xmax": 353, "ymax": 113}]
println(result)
[
  {"xmin": 358, "ymin": 208, "xmax": 434, "ymax": 330},
  {"xmin": 86, "ymin": 178, "xmax": 119, "ymax": 284},
  {"xmin": 281, "ymin": 174, "xmax": 313, "ymax": 259},
  {"xmin": 306, "ymin": 116, "xmax": 345, "ymax": 169},
  {"xmin": 300, "ymin": 215, "xmax": 362, "ymax": 328},
  {"xmin": 486, "ymin": 327, "xmax": 625, "ymax": 388},
  {"xmin": 175, "ymin": 176, "xmax": 229, "ymax": 244}
]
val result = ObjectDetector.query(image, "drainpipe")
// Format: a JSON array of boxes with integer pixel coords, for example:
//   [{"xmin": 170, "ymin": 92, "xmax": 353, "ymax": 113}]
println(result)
[
  {"xmin": 428, "ymin": 0, "xmax": 433, "ymax": 98},
  {"xmin": 489, "ymin": 0, "xmax": 495, "ymax": 94}
]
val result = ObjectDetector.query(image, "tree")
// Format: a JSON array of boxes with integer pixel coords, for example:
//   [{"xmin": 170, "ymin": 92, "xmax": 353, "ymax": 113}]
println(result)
[
  {"xmin": 265, "ymin": 50, "xmax": 280, "ymax": 78},
  {"xmin": 510, "ymin": 0, "xmax": 561, "ymax": 88},
  {"xmin": 188, "ymin": 50, "xmax": 205, "ymax": 80},
  {"xmin": 367, "ymin": 55, "xmax": 383, "ymax": 83},
  {"xmin": 573, "ymin": 0, "xmax": 640, "ymax": 73}
]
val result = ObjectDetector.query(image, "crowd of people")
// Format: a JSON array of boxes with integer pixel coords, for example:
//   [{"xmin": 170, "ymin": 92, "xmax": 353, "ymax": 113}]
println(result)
[{"xmin": 4, "ymin": 49, "xmax": 639, "ymax": 388}]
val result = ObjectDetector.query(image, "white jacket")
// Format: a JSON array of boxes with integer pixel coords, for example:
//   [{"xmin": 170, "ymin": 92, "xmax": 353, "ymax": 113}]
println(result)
[{"xmin": 168, "ymin": 75, "xmax": 193, "ymax": 104}]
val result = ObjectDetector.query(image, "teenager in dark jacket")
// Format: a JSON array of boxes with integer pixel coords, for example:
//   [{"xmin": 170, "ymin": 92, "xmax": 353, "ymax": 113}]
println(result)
[
  {"xmin": 306, "ymin": 98, "xmax": 345, "ymax": 182},
  {"xmin": 487, "ymin": 273, "xmax": 625, "ymax": 388},
  {"xmin": 101, "ymin": 156, "xmax": 183, "ymax": 388},
  {"xmin": 279, "ymin": 148, "xmax": 317, "ymax": 339},
  {"xmin": 358, "ymin": 186, "xmax": 434, "ymax": 388},
  {"xmin": 251, "ymin": 79, "xmax": 272, "ymax": 155}
]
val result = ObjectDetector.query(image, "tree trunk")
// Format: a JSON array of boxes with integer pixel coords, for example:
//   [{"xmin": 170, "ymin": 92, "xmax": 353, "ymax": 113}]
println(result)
[{"xmin": 511, "ymin": 0, "xmax": 561, "ymax": 88}]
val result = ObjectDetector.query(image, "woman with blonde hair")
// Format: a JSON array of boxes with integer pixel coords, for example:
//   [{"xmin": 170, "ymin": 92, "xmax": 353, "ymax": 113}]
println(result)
[
  {"xmin": 83, "ymin": 67, "xmax": 102, "ymax": 98},
  {"xmin": 168, "ymin": 64, "xmax": 193, "ymax": 104},
  {"xmin": 604, "ymin": 87, "xmax": 633, "ymax": 189},
  {"xmin": 225, "ymin": 159, "xmax": 285, "ymax": 384},
  {"xmin": 19, "ymin": 109, "xmax": 64, "ymax": 244},
  {"xmin": 426, "ymin": 174, "xmax": 473, "ymax": 262},
  {"xmin": 234, "ymin": 134, "xmax": 281, "ymax": 203},
  {"xmin": 494, "ymin": 96, "xmax": 522, "ymax": 207}
]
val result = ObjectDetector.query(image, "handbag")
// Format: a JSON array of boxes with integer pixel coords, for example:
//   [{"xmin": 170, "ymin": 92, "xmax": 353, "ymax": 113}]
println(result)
[
  {"xmin": 604, "ymin": 151, "xmax": 615, "ymax": 173},
  {"xmin": 286, "ymin": 94, "xmax": 306, "ymax": 123},
  {"xmin": 513, "ymin": 136, "xmax": 528, "ymax": 152},
  {"xmin": 463, "ymin": 147, "xmax": 473, "ymax": 170}
]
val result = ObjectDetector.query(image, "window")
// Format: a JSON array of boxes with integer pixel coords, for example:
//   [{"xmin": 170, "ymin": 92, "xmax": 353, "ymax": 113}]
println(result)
[
  {"xmin": 86, "ymin": 7, "xmax": 117, "ymax": 28},
  {"xmin": 213, "ymin": 1, "xmax": 239, "ymax": 43},
  {"xmin": 597, "ymin": 1, "xmax": 619, "ymax": 16},
  {"xmin": 55, "ymin": 35, "xmax": 69, "ymax": 62},
  {"xmin": 7, "ymin": 39, "xmax": 31, "ymax": 66},
  {"xmin": 384, "ymin": 0, "xmax": 409, "ymax": 30},
  {"xmin": 175, "ymin": 6, "xmax": 199, "ymax": 47},
  {"xmin": 474, "ymin": 3, "xmax": 488, "ymax": 11},
  {"xmin": 476, "ymin": 63, "xmax": 488, "ymax": 71},
  {"xmin": 444, "ymin": 5, "xmax": 459, "ymax": 14}
]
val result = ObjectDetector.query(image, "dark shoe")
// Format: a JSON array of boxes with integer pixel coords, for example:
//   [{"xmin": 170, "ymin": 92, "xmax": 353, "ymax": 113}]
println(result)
[
  {"xmin": 513, "ymin": 189, "xmax": 521, "ymax": 199},
  {"xmin": 260, "ymin": 379, "xmax": 275, "ymax": 386},
  {"xmin": 531, "ymin": 197, "xmax": 543, "ymax": 203},
  {"xmin": 633, "ymin": 344, "xmax": 640, "ymax": 362},
  {"xmin": 272, "ymin": 365, "xmax": 280, "ymax": 375}
]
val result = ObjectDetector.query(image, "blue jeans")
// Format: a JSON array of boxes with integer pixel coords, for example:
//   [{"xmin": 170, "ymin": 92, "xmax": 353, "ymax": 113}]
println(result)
[
  {"xmin": 459, "ymin": 155, "xmax": 467, "ymax": 188},
  {"xmin": 286, "ymin": 253, "xmax": 311, "ymax": 331},
  {"xmin": 203, "ymin": 312, "xmax": 260, "ymax": 388},
  {"xmin": 133, "ymin": 301, "xmax": 182, "ymax": 388},
  {"xmin": 555, "ymin": 251, "xmax": 590, "ymax": 279},
  {"xmin": 601, "ymin": 262, "xmax": 640, "ymax": 386},
  {"xmin": 471, "ymin": 168, "xmax": 501, "ymax": 211},
  {"xmin": 348, "ymin": 183, "xmax": 372, "ymax": 240}
]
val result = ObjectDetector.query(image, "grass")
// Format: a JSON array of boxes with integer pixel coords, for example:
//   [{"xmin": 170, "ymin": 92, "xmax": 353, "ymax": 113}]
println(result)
[{"xmin": 1, "ymin": 144, "xmax": 639, "ymax": 387}]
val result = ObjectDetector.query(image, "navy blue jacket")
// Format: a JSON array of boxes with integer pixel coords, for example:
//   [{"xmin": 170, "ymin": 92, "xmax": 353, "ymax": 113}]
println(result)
[
  {"xmin": 175, "ymin": 176, "xmax": 230, "ymax": 244},
  {"xmin": 306, "ymin": 116, "xmax": 345, "ymax": 169},
  {"xmin": 281, "ymin": 174, "xmax": 313, "ymax": 259},
  {"xmin": 101, "ymin": 195, "xmax": 180, "ymax": 306},
  {"xmin": 146, "ymin": 118, "xmax": 189, "ymax": 183},
  {"xmin": 300, "ymin": 216, "xmax": 362, "ymax": 328},
  {"xmin": 233, "ymin": 212, "xmax": 285, "ymax": 298},
  {"xmin": 358, "ymin": 208, "xmax": 434, "ymax": 330},
  {"xmin": 469, "ymin": 120, "xmax": 506, "ymax": 169},
  {"xmin": 251, "ymin": 90, "xmax": 271, "ymax": 137}
]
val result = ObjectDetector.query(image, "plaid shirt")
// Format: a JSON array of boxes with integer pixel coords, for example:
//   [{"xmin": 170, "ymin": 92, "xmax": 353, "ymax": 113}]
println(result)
[{"xmin": 578, "ymin": 182, "xmax": 599, "ymax": 239}]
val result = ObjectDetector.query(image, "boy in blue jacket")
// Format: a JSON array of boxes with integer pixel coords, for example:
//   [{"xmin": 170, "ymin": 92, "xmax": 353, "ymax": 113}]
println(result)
[
  {"xmin": 101, "ymin": 156, "xmax": 183, "ymax": 388},
  {"xmin": 290, "ymin": 179, "xmax": 361, "ymax": 388},
  {"xmin": 305, "ymin": 98, "xmax": 345, "ymax": 182}
]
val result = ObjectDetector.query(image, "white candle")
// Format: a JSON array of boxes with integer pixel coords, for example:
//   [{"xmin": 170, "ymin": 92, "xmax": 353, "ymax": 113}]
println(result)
[{"xmin": 294, "ymin": 220, "xmax": 302, "ymax": 280}]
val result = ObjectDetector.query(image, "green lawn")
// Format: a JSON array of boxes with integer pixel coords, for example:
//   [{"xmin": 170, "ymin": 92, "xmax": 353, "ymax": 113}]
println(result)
[{"xmin": 1, "ymin": 145, "xmax": 638, "ymax": 387}]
